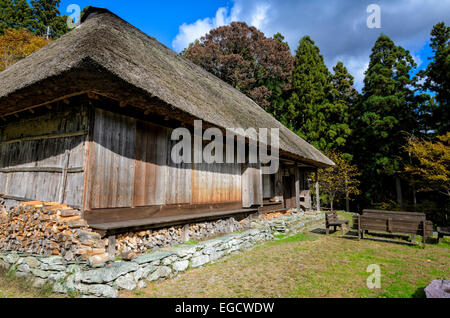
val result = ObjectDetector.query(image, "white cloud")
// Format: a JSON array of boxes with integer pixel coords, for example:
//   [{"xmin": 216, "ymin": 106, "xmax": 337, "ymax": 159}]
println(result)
[
  {"xmin": 172, "ymin": 1, "xmax": 271, "ymax": 52},
  {"xmin": 172, "ymin": 7, "xmax": 230, "ymax": 52},
  {"xmin": 172, "ymin": 0, "xmax": 450, "ymax": 90}
]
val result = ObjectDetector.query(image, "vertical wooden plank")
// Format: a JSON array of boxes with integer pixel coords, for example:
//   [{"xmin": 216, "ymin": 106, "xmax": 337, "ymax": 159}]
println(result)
[
  {"xmin": 58, "ymin": 150, "xmax": 70, "ymax": 203},
  {"xmin": 315, "ymin": 169, "xmax": 320, "ymax": 213},
  {"xmin": 88, "ymin": 109, "xmax": 135, "ymax": 209}
]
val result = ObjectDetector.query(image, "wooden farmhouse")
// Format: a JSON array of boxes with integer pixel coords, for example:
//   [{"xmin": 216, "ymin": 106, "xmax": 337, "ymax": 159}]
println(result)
[{"xmin": 0, "ymin": 7, "xmax": 334, "ymax": 235}]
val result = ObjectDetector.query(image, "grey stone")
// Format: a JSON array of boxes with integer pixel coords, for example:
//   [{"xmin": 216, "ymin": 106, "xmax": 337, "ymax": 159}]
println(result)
[
  {"xmin": 133, "ymin": 251, "xmax": 174, "ymax": 265},
  {"xmin": 66, "ymin": 264, "xmax": 82, "ymax": 274},
  {"xmin": 24, "ymin": 257, "xmax": 41, "ymax": 268},
  {"xmin": 147, "ymin": 266, "xmax": 172, "ymax": 281},
  {"xmin": 48, "ymin": 271, "xmax": 67, "ymax": 282},
  {"xmin": 209, "ymin": 250, "xmax": 225, "ymax": 262},
  {"xmin": 137, "ymin": 280, "xmax": 147, "ymax": 289},
  {"xmin": 172, "ymin": 245, "xmax": 197, "ymax": 257},
  {"xmin": 172, "ymin": 260, "xmax": 189, "ymax": 272},
  {"xmin": 162, "ymin": 255, "xmax": 178, "ymax": 265},
  {"xmin": 141, "ymin": 264, "xmax": 158, "ymax": 279},
  {"xmin": 16, "ymin": 271, "xmax": 29, "ymax": 278},
  {"xmin": 425, "ymin": 280, "xmax": 450, "ymax": 298},
  {"xmin": 65, "ymin": 275, "xmax": 89, "ymax": 294},
  {"xmin": 87, "ymin": 284, "xmax": 119, "ymax": 298},
  {"xmin": 41, "ymin": 263, "xmax": 66, "ymax": 271},
  {"xmin": 17, "ymin": 263, "xmax": 30, "ymax": 273},
  {"xmin": 5, "ymin": 253, "xmax": 19, "ymax": 264},
  {"xmin": 190, "ymin": 255, "xmax": 209, "ymax": 268},
  {"xmin": 80, "ymin": 261, "xmax": 139, "ymax": 284},
  {"xmin": 134, "ymin": 267, "xmax": 144, "ymax": 281},
  {"xmin": 33, "ymin": 277, "xmax": 48, "ymax": 288},
  {"xmin": 40, "ymin": 256, "xmax": 63, "ymax": 266},
  {"xmin": 115, "ymin": 273, "xmax": 137, "ymax": 290},
  {"xmin": 31, "ymin": 268, "xmax": 50, "ymax": 279}
]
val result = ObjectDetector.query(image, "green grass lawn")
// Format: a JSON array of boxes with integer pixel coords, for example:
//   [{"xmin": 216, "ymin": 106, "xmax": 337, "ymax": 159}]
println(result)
[{"xmin": 121, "ymin": 212, "xmax": 450, "ymax": 298}]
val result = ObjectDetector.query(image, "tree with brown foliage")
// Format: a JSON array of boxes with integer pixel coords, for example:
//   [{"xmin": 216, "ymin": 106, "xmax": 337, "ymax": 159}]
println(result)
[
  {"xmin": 182, "ymin": 22, "xmax": 294, "ymax": 114},
  {"xmin": 0, "ymin": 28, "xmax": 50, "ymax": 71},
  {"xmin": 316, "ymin": 150, "xmax": 361, "ymax": 212}
]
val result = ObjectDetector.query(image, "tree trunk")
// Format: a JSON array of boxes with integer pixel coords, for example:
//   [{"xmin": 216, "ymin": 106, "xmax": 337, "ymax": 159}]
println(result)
[
  {"xmin": 395, "ymin": 176, "xmax": 403, "ymax": 208},
  {"xmin": 345, "ymin": 175, "xmax": 350, "ymax": 212},
  {"xmin": 412, "ymin": 183, "xmax": 417, "ymax": 210},
  {"xmin": 330, "ymin": 197, "xmax": 334, "ymax": 212}
]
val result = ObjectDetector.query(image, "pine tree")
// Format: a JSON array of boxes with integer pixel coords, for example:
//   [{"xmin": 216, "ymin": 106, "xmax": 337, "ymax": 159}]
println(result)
[
  {"xmin": 329, "ymin": 61, "xmax": 358, "ymax": 151},
  {"xmin": 30, "ymin": 0, "xmax": 68, "ymax": 38},
  {"xmin": 0, "ymin": 0, "xmax": 33, "ymax": 34},
  {"xmin": 351, "ymin": 34, "xmax": 419, "ymax": 205},
  {"xmin": 420, "ymin": 22, "xmax": 450, "ymax": 135},
  {"xmin": 287, "ymin": 36, "xmax": 335, "ymax": 151}
]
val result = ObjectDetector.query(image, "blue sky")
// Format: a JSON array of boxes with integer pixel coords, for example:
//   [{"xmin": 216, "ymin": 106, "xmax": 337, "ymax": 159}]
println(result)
[
  {"xmin": 56, "ymin": 0, "xmax": 450, "ymax": 91},
  {"xmin": 59, "ymin": 0, "xmax": 232, "ymax": 48}
]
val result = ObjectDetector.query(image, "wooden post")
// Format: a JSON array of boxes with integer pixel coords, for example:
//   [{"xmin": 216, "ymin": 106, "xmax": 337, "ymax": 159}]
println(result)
[
  {"xmin": 295, "ymin": 167, "xmax": 301, "ymax": 213},
  {"xmin": 422, "ymin": 221, "xmax": 426, "ymax": 249},
  {"xmin": 181, "ymin": 224, "xmax": 190, "ymax": 242},
  {"xmin": 315, "ymin": 169, "xmax": 320, "ymax": 213},
  {"xmin": 58, "ymin": 150, "xmax": 70, "ymax": 204},
  {"xmin": 358, "ymin": 215, "xmax": 361, "ymax": 241},
  {"xmin": 108, "ymin": 235, "xmax": 116, "ymax": 260}
]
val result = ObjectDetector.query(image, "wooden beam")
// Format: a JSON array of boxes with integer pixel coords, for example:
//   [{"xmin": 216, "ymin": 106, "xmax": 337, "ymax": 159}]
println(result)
[
  {"xmin": 295, "ymin": 167, "xmax": 301, "ymax": 212},
  {"xmin": 119, "ymin": 101, "xmax": 127, "ymax": 108},
  {"xmin": 0, "ymin": 90, "xmax": 90, "ymax": 118},
  {"xmin": 0, "ymin": 167, "xmax": 84, "ymax": 174},
  {"xmin": 0, "ymin": 130, "xmax": 88, "ymax": 146},
  {"xmin": 315, "ymin": 169, "xmax": 320, "ymax": 213}
]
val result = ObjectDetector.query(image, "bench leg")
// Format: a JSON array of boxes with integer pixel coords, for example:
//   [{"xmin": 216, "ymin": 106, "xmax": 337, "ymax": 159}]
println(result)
[
  {"xmin": 341, "ymin": 225, "xmax": 344, "ymax": 235},
  {"xmin": 411, "ymin": 234, "xmax": 415, "ymax": 244},
  {"xmin": 326, "ymin": 226, "xmax": 329, "ymax": 235},
  {"xmin": 438, "ymin": 234, "xmax": 443, "ymax": 244}
]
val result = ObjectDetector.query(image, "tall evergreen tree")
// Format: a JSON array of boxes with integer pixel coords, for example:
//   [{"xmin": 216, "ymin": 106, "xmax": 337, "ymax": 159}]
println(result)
[
  {"xmin": 329, "ymin": 61, "xmax": 358, "ymax": 152},
  {"xmin": 351, "ymin": 34, "xmax": 419, "ymax": 206},
  {"xmin": 287, "ymin": 36, "xmax": 348, "ymax": 151},
  {"xmin": 0, "ymin": 0, "xmax": 33, "ymax": 34},
  {"xmin": 30, "ymin": 0, "xmax": 68, "ymax": 38},
  {"xmin": 420, "ymin": 22, "xmax": 450, "ymax": 135}
]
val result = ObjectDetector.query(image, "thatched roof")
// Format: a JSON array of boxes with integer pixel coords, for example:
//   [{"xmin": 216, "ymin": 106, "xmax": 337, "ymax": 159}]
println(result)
[{"xmin": 0, "ymin": 7, "xmax": 334, "ymax": 168}]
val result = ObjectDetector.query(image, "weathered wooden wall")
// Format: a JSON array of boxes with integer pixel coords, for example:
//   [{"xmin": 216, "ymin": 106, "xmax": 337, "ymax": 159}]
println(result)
[
  {"xmin": 0, "ymin": 105, "xmax": 88, "ymax": 208},
  {"xmin": 86, "ymin": 109, "xmax": 243, "ymax": 212}
]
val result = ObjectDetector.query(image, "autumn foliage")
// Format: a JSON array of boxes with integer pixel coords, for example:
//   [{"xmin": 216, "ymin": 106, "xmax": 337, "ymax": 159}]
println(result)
[
  {"xmin": 183, "ymin": 22, "xmax": 294, "ymax": 110},
  {"xmin": 405, "ymin": 133, "xmax": 450, "ymax": 197},
  {"xmin": 0, "ymin": 28, "xmax": 50, "ymax": 71}
]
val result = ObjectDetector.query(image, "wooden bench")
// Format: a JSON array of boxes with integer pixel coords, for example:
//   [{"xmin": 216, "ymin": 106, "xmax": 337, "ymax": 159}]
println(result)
[
  {"xmin": 437, "ymin": 227, "xmax": 450, "ymax": 243},
  {"xmin": 325, "ymin": 211, "xmax": 349, "ymax": 235},
  {"xmin": 353, "ymin": 209, "xmax": 433, "ymax": 248}
]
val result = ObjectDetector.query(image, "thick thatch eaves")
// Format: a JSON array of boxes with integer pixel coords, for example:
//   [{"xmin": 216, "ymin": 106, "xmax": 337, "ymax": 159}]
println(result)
[{"xmin": 0, "ymin": 7, "xmax": 334, "ymax": 168}]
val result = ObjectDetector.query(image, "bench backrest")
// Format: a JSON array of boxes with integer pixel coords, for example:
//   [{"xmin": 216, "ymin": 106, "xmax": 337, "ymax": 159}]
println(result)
[
  {"xmin": 325, "ymin": 211, "xmax": 338, "ymax": 224},
  {"xmin": 362, "ymin": 209, "xmax": 426, "ymax": 221}
]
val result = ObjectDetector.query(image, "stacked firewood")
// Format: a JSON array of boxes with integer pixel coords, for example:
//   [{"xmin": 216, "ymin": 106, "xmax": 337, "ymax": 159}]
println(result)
[
  {"xmin": 263, "ymin": 211, "xmax": 292, "ymax": 221},
  {"xmin": 0, "ymin": 201, "xmax": 107, "ymax": 262}
]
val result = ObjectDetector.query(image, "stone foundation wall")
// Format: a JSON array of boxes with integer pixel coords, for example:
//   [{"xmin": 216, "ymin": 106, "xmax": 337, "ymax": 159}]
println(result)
[
  {"xmin": 0, "ymin": 212, "xmax": 325, "ymax": 298},
  {"xmin": 115, "ymin": 218, "xmax": 244, "ymax": 254}
]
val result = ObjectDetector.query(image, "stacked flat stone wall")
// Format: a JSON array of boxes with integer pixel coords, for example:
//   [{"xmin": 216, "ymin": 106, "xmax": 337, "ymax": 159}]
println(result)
[{"xmin": 0, "ymin": 206, "xmax": 324, "ymax": 298}]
